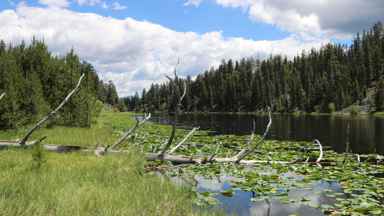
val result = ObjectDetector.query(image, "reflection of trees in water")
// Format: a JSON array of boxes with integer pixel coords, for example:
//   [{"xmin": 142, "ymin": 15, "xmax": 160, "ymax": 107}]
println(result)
[
  {"xmin": 375, "ymin": 118, "xmax": 384, "ymax": 154},
  {"xmin": 150, "ymin": 113, "xmax": 383, "ymax": 154}
]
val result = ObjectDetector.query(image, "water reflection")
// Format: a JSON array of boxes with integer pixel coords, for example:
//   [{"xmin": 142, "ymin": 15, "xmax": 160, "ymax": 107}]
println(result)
[
  {"xmin": 193, "ymin": 175, "xmax": 340, "ymax": 216},
  {"xmin": 149, "ymin": 113, "xmax": 384, "ymax": 154}
]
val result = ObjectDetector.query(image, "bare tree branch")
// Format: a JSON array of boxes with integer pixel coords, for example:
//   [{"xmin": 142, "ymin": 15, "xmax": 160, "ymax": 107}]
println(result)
[
  {"xmin": 0, "ymin": 93, "xmax": 5, "ymax": 101},
  {"xmin": 235, "ymin": 107, "xmax": 272, "ymax": 163},
  {"xmin": 169, "ymin": 127, "xmax": 199, "ymax": 154},
  {"xmin": 208, "ymin": 141, "xmax": 222, "ymax": 162},
  {"xmin": 314, "ymin": 139, "xmax": 323, "ymax": 163},
  {"xmin": 159, "ymin": 118, "xmax": 177, "ymax": 156},
  {"xmin": 18, "ymin": 74, "xmax": 85, "ymax": 146},
  {"xmin": 234, "ymin": 119, "xmax": 256, "ymax": 162},
  {"xmin": 30, "ymin": 136, "xmax": 47, "ymax": 146},
  {"xmin": 106, "ymin": 113, "xmax": 151, "ymax": 152},
  {"xmin": 159, "ymin": 66, "xmax": 187, "ymax": 156}
]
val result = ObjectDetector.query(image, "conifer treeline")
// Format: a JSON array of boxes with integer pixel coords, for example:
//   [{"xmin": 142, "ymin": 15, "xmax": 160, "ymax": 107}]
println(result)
[
  {"xmin": 125, "ymin": 22, "xmax": 384, "ymax": 113},
  {"xmin": 0, "ymin": 39, "xmax": 119, "ymax": 129}
]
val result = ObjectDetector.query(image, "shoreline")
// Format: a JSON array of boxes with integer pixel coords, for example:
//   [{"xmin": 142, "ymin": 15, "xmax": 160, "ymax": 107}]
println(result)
[{"xmin": 145, "ymin": 110, "xmax": 384, "ymax": 117}]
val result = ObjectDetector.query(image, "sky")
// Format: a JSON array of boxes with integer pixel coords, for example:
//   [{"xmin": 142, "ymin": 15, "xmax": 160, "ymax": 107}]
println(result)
[{"xmin": 0, "ymin": 0, "xmax": 383, "ymax": 96}]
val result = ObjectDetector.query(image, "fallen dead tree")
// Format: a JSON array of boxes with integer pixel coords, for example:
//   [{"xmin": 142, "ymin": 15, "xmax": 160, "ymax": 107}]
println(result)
[
  {"xmin": 3, "ymin": 68, "xmax": 380, "ymax": 167},
  {"xmin": 18, "ymin": 74, "xmax": 85, "ymax": 146}
]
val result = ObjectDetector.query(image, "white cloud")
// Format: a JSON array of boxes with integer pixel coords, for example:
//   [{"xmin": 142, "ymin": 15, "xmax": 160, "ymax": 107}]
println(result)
[
  {"xmin": 184, "ymin": 0, "xmax": 203, "ymax": 7},
  {"xmin": 74, "ymin": 0, "xmax": 102, "ymax": 6},
  {"xmin": 100, "ymin": 1, "xmax": 127, "ymax": 11},
  {"xmin": 0, "ymin": 4, "xmax": 326, "ymax": 96},
  {"xmin": 110, "ymin": 2, "xmax": 127, "ymax": 10},
  {"xmin": 38, "ymin": 0, "xmax": 69, "ymax": 8},
  {"xmin": 204, "ymin": 0, "xmax": 384, "ymax": 39}
]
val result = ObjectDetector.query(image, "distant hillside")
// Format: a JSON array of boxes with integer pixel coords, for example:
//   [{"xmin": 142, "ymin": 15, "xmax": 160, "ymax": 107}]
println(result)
[
  {"xmin": 126, "ymin": 22, "xmax": 384, "ymax": 114},
  {"xmin": 0, "ymin": 39, "xmax": 119, "ymax": 129}
]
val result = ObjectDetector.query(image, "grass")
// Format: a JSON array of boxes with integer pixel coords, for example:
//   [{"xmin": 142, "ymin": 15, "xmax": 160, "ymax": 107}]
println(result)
[
  {"xmin": 0, "ymin": 112, "xmax": 142, "ymax": 146},
  {"xmin": 0, "ymin": 111, "xmax": 199, "ymax": 216},
  {"xmin": 2, "ymin": 110, "xmax": 383, "ymax": 215},
  {"xmin": 373, "ymin": 112, "xmax": 384, "ymax": 117}
]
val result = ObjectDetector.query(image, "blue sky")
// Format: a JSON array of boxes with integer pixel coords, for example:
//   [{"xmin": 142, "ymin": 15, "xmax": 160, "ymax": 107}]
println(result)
[
  {"xmin": 1, "ymin": 0, "xmax": 290, "ymax": 40},
  {"xmin": 0, "ymin": 0, "xmax": 383, "ymax": 95}
]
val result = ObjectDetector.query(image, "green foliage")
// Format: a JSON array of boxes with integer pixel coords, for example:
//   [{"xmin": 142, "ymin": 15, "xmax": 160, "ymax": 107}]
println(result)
[
  {"xmin": 90, "ymin": 99, "xmax": 105, "ymax": 124},
  {"xmin": 31, "ymin": 139, "xmax": 46, "ymax": 170},
  {"xmin": 375, "ymin": 78, "xmax": 384, "ymax": 111},
  {"xmin": 328, "ymin": 102, "xmax": 336, "ymax": 113},
  {"xmin": 350, "ymin": 105, "xmax": 360, "ymax": 116},
  {"xmin": 127, "ymin": 22, "xmax": 384, "ymax": 114},
  {"xmin": 0, "ymin": 111, "xmax": 383, "ymax": 215},
  {"xmin": 0, "ymin": 40, "xmax": 119, "ymax": 129}
]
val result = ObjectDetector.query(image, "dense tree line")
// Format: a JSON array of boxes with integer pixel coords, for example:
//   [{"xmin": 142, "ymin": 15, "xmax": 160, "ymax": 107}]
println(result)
[
  {"xmin": 125, "ymin": 22, "xmax": 384, "ymax": 113},
  {"xmin": 0, "ymin": 39, "xmax": 119, "ymax": 129}
]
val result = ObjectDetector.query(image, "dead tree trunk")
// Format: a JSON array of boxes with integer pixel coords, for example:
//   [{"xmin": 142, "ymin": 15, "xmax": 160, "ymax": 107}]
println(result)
[
  {"xmin": 159, "ymin": 67, "xmax": 187, "ymax": 157},
  {"xmin": 18, "ymin": 74, "xmax": 85, "ymax": 146},
  {"xmin": 0, "ymin": 64, "xmax": 344, "ymax": 167}
]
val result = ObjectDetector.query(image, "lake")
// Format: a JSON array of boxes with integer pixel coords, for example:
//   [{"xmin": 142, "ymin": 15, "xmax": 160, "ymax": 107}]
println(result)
[{"xmin": 149, "ymin": 113, "xmax": 384, "ymax": 154}]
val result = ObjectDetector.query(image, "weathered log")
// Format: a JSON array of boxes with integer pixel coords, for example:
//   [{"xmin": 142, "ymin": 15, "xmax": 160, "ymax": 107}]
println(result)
[
  {"xmin": 18, "ymin": 74, "xmax": 85, "ymax": 146},
  {"xmin": 2, "ymin": 140, "xmax": 380, "ymax": 165},
  {"xmin": 0, "ymin": 141, "xmax": 85, "ymax": 153},
  {"xmin": 276, "ymin": 146, "xmax": 332, "ymax": 152},
  {"xmin": 169, "ymin": 127, "xmax": 199, "ymax": 154}
]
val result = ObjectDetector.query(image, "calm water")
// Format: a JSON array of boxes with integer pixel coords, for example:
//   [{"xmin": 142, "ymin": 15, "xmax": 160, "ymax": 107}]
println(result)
[
  {"xmin": 149, "ymin": 113, "xmax": 384, "ymax": 154},
  {"xmin": 170, "ymin": 172, "xmax": 341, "ymax": 216}
]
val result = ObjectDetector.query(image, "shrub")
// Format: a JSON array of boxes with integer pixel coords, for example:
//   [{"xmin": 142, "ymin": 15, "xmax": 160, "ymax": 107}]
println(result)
[
  {"xmin": 328, "ymin": 102, "xmax": 336, "ymax": 113},
  {"xmin": 350, "ymin": 105, "xmax": 360, "ymax": 116}
]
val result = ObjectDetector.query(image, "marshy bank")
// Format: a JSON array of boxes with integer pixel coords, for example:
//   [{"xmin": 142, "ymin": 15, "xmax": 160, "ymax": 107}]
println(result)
[{"xmin": 1, "ymin": 111, "xmax": 383, "ymax": 215}]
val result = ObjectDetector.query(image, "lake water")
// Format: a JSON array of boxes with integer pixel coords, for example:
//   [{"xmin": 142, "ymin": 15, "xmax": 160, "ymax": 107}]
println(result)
[
  {"xmin": 169, "ymin": 172, "xmax": 342, "ymax": 216},
  {"xmin": 149, "ymin": 113, "xmax": 384, "ymax": 154}
]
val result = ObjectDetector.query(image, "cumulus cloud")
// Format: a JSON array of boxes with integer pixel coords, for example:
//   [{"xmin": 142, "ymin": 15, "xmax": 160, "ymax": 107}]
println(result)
[
  {"xmin": 100, "ymin": 1, "xmax": 127, "ymax": 11},
  {"xmin": 192, "ymin": 0, "xmax": 384, "ymax": 39},
  {"xmin": 38, "ymin": 0, "xmax": 69, "ymax": 8},
  {"xmin": 0, "ymin": 4, "xmax": 326, "ymax": 96},
  {"xmin": 74, "ymin": 0, "xmax": 102, "ymax": 6},
  {"xmin": 184, "ymin": 0, "xmax": 203, "ymax": 7},
  {"xmin": 110, "ymin": 2, "xmax": 127, "ymax": 10}
]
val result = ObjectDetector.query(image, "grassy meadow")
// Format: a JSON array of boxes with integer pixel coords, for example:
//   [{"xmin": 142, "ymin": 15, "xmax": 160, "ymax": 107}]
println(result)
[
  {"xmin": 0, "ymin": 111, "xmax": 199, "ymax": 216},
  {"xmin": 1, "ymin": 111, "xmax": 383, "ymax": 215}
]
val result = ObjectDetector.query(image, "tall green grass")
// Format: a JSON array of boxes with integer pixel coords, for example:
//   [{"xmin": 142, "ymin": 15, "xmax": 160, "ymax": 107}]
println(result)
[
  {"xmin": 0, "ymin": 112, "xmax": 138, "ymax": 147},
  {"xmin": 0, "ymin": 150, "xmax": 195, "ymax": 216},
  {"xmin": 0, "ymin": 111, "xmax": 199, "ymax": 215}
]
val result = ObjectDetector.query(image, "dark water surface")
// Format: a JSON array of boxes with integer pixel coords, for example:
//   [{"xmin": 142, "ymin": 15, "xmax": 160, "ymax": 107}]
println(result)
[{"xmin": 149, "ymin": 113, "xmax": 384, "ymax": 154}]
